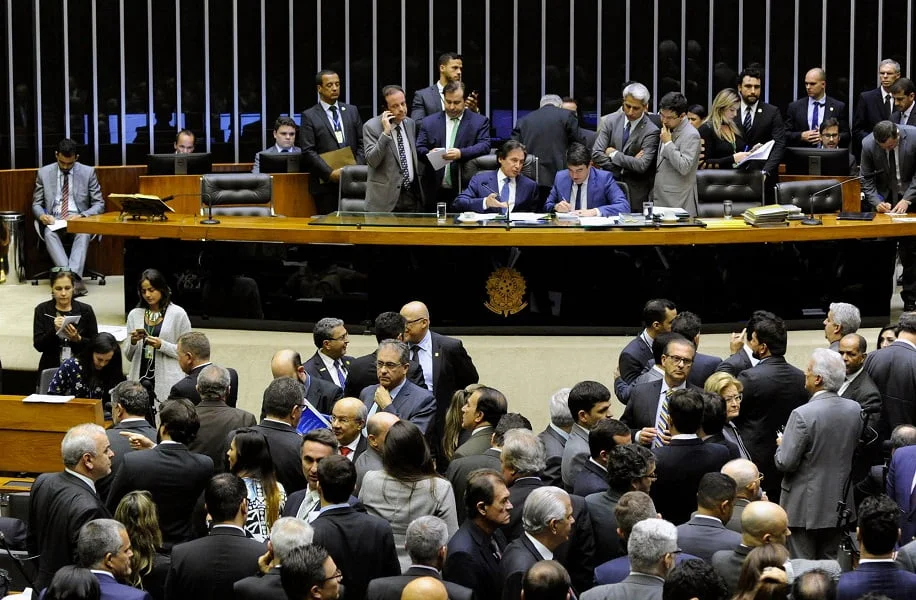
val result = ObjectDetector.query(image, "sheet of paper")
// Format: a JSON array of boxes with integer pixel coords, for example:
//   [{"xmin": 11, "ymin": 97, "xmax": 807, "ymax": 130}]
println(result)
[
  {"xmin": 457, "ymin": 212, "xmax": 501, "ymax": 222},
  {"xmin": 508, "ymin": 212, "xmax": 549, "ymax": 221},
  {"xmin": 891, "ymin": 217, "xmax": 916, "ymax": 223},
  {"xmin": 98, "ymin": 324, "xmax": 129, "ymax": 342},
  {"xmin": 579, "ymin": 216, "xmax": 620, "ymax": 226},
  {"xmin": 23, "ymin": 394, "xmax": 75, "ymax": 403},
  {"xmin": 738, "ymin": 139, "xmax": 775, "ymax": 165},
  {"xmin": 56, "ymin": 314, "xmax": 82, "ymax": 338},
  {"xmin": 46, "ymin": 219, "xmax": 67, "ymax": 232},
  {"xmin": 426, "ymin": 148, "xmax": 452, "ymax": 171}
]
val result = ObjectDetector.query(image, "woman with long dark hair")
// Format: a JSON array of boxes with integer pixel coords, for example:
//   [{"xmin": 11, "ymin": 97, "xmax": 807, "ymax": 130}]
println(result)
[
  {"xmin": 33, "ymin": 269, "xmax": 98, "ymax": 373},
  {"xmin": 43, "ymin": 566, "xmax": 101, "ymax": 600},
  {"xmin": 114, "ymin": 490, "xmax": 170, "ymax": 600},
  {"xmin": 227, "ymin": 428, "xmax": 286, "ymax": 541},
  {"xmin": 48, "ymin": 332, "xmax": 124, "ymax": 408}
]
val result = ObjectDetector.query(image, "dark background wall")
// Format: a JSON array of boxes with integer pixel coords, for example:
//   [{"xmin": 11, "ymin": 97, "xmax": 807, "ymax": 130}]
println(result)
[{"xmin": 1, "ymin": 0, "xmax": 913, "ymax": 169}]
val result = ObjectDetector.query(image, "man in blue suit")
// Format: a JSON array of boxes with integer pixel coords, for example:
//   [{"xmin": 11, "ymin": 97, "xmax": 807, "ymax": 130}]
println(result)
[
  {"xmin": 837, "ymin": 495, "xmax": 916, "ymax": 599},
  {"xmin": 358, "ymin": 339, "xmax": 436, "ymax": 435},
  {"xmin": 453, "ymin": 140, "xmax": 540, "ymax": 213},
  {"xmin": 78, "ymin": 519, "xmax": 152, "ymax": 600},
  {"xmin": 887, "ymin": 443, "xmax": 916, "ymax": 544},
  {"xmin": 544, "ymin": 143, "xmax": 629, "ymax": 216},
  {"xmin": 417, "ymin": 80, "xmax": 491, "ymax": 208}
]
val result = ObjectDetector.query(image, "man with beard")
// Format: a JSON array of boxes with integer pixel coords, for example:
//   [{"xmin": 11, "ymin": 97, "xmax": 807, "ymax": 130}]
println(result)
[{"xmin": 733, "ymin": 66, "xmax": 786, "ymax": 200}]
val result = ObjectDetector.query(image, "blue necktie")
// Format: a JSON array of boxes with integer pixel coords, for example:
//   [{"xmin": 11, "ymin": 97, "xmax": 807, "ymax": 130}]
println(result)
[
  {"xmin": 574, "ymin": 184, "xmax": 582, "ymax": 211},
  {"xmin": 499, "ymin": 178, "xmax": 512, "ymax": 215},
  {"xmin": 811, "ymin": 102, "xmax": 821, "ymax": 131},
  {"xmin": 622, "ymin": 121, "xmax": 631, "ymax": 147},
  {"xmin": 395, "ymin": 126, "xmax": 411, "ymax": 188},
  {"xmin": 743, "ymin": 106, "xmax": 752, "ymax": 134},
  {"xmin": 334, "ymin": 359, "xmax": 347, "ymax": 388}
]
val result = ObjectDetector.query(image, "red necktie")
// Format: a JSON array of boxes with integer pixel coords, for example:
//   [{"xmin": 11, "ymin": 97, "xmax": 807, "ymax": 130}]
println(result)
[{"xmin": 340, "ymin": 447, "xmax": 351, "ymax": 457}]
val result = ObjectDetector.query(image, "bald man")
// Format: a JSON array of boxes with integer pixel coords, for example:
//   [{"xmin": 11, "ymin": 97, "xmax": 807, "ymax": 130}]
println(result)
[
  {"xmin": 355, "ymin": 412, "xmax": 400, "ymax": 492},
  {"xmin": 721, "ymin": 459, "xmax": 765, "ymax": 533},
  {"xmin": 401, "ymin": 577, "xmax": 448, "ymax": 600},
  {"xmin": 330, "ymin": 398, "xmax": 368, "ymax": 461},
  {"xmin": 785, "ymin": 67, "xmax": 849, "ymax": 148},
  {"xmin": 271, "ymin": 349, "xmax": 343, "ymax": 416},
  {"xmin": 400, "ymin": 301, "xmax": 478, "ymax": 466}
]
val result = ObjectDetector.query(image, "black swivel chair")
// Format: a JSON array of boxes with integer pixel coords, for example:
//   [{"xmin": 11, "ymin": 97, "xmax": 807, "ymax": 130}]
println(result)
[
  {"xmin": 460, "ymin": 151, "xmax": 539, "ymax": 189},
  {"xmin": 199, "ymin": 173, "xmax": 275, "ymax": 217},
  {"xmin": 695, "ymin": 169, "xmax": 767, "ymax": 217},
  {"xmin": 337, "ymin": 165, "xmax": 369, "ymax": 213},
  {"xmin": 29, "ymin": 221, "xmax": 106, "ymax": 286},
  {"xmin": 776, "ymin": 179, "xmax": 843, "ymax": 213}
]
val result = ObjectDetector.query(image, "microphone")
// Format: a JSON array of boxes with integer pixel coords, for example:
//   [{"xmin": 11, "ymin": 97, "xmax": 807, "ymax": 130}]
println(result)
[
  {"xmin": 802, "ymin": 170, "xmax": 884, "ymax": 226},
  {"xmin": 0, "ymin": 529, "xmax": 36, "ymax": 591},
  {"xmin": 199, "ymin": 192, "xmax": 219, "ymax": 225}
]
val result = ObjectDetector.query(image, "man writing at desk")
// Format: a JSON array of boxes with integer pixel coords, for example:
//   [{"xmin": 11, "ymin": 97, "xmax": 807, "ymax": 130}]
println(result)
[
  {"xmin": 453, "ymin": 140, "xmax": 540, "ymax": 213},
  {"xmin": 544, "ymin": 143, "xmax": 630, "ymax": 216}
]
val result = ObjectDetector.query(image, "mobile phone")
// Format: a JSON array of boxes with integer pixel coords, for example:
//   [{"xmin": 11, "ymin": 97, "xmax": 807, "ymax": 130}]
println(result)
[{"xmin": 135, "ymin": 328, "xmax": 147, "ymax": 338}]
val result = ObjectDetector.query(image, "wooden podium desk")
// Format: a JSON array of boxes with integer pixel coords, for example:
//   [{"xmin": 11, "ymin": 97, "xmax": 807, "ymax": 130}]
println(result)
[{"xmin": 0, "ymin": 395, "xmax": 105, "ymax": 474}]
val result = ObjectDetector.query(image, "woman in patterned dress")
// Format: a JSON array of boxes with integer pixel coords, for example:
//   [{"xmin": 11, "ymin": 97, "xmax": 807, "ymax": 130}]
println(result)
[{"xmin": 227, "ymin": 428, "xmax": 286, "ymax": 542}]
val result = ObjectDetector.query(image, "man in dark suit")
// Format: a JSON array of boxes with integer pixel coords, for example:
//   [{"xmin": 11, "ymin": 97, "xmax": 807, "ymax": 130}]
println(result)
[
  {"xmin": 28, "ymin": 423, "xmax": 113, "ymax": 589},
  {"xmin": 836, "ymin": 335, "xmax": 880, "ymax": 419},
  {"xmin": 852, "ymin": 58, "xmax": 900, "ymax": 159},
  {"xmin": 107, "ymin": 398, "xmax": 214, "ymax": 548},
  {"xmin": 97, "ymin": 381, "xmax": 156, "ymax": 500},
  {"xmin": 280, "ymin": 545, "xmax": 342, "ymax": 600},
  {"xmin": 785, "ymin": 68, "xmax": 849, "ymax": 147},
  {"xmin": 720, "ymin": 459, "xmax": 764, "ymax": 533},
  {"xmin": 270, "ymin": 348, "xmax": 343, "ymax": 417},
  {"xmin": 312, "ymin": 456, "xmax": 400, "ymax": 599},
  {"xmin": 617, "ymin": 299, "xmax": 677, "ymax": 388},
  {"xmin": 453, "ymin": 386, "xmax": 507, "ymax": 460},
  {"xmin": 671, "ymin": 311, "xmax": 721, "ymax": 389},
  {"xmin": 77, "ymin": 519, "xmax": 151, "ymax": 600},
  {"xmin": 734, "ymin": 66, "xmax": 786, "ymax": 200},
  {"xmin": 417, "ymin": 80, "xmax": 491, "ymax": 207},
  {"xmin": 891, "ymin": 78, "xmax": 916, "ymax": 126},
  {"xmin": 544, "ymin": 143, "xmax": 630, "ymax": 216},
  {"xmin": 412, "ymin": 52, "xmax": 479, "ymax": 124},
  {"xmin": 561, "ymin": 381, "xmax": 612, "ymax": 488},
  {"xmin": 511, "ymin": 94, "xmax": 586, "ymax": 200},
  {"xmin": 282, "ymin": 428, "xmax": 339, "ymax": 521},
  {"xmin": 714, "ymin": 311, "xmax": 769, "ymax": 378},
  {"xmin": 837, "ymin": 495, "xmax": 916, "ymax": 599},
  {"xmin": 675, "ymin": 473, "xmax": 740, "ymax": 562},
  {"xmin": 233, "ymin": 517, "xmax": 314, "ymax": 600},
  {"xmin": 591, "ymin": 82, "xmax": 661, "ymax": 209},
  {"xmin": 735, "ymin": 312, "xmax": 807, "ymax": 502},
  {"xmin": 443, "ymin": 470, "xmax": 511, "ymax": 600},
  {"xmin": 539, "ymin": 388, "xmax": 573, "ymax": 488},
  {"xmin": 368, "ymin": 514, "xmax": 474, "ymax": 600},
  {"xmin": 573, "ymin": 418, "xmax": 631, "ymax": 497},
  {"xmin": 300, "ymin": 69, "xmax": 365, "ymax": 215},
  {"xmin": 169, "ymin": 331, "xmax": 240, "ymax": 407},
  {"xmin": 700, "ymin": 392, "xmax": 741, "ymax": 460},
  {"xmin": 187, "ymin": 364, "xmax": 256, "ymax": 470},
  {"xmin": 252, "ymin": 116, "xmax": 300, "ymax": 173},
  {"xmin": 452, "ymin": 139, "xmax": 541, "ymax": 213},
  {"xmin": 866, "ymin": 312, "xmax": 916, "ymax": 440},
  {"xmin": 329, "ymin": 397, "xmax": 368, "ymax": 462},
  {"xmin": 165, "ymin": 474, "xmax": 267, "ymax": 600},
  {"xmin": 303, "ymin": 317, "xmax": 353, "ymax": 393},
  {"xmin": 359, "ymin": 340, "xmax": 437, "ymax": 435},
  {"xmin": 365, "ymin": 84, "xmax": 425, "ymax": 212},
  {"xmin": 252, "ymin": 377, "xmax": 307, "ymax": 494},
  {"xmin": 344, "ymin": 311, "xmax": 426, "ymax": 398}
]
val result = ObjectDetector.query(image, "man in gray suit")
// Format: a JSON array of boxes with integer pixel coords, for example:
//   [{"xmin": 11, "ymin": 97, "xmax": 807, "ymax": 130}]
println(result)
[
  {"xmin": 560, "ymin": 381, "xmax": 611, "ymax": 489},
  {"xmin": 453, "ymin": 386, "xmax": 508, "ymax": 460},
  {"xmin": 538, "ymin": 388, "xmax": 573, "ymax": 488},
  {"xmin": 252, "ymin": 116, "xmax": 301, "ymax": 173},
  {"xmin": 364, "ymin": 85, "xmax": 424, "ymax": 212},
  {"xmin": 652, "ymin": 92, "xmax": 701, "ymax": 215},
  {"xmin": 581, "ymin": 518, "xmax": 677, "ymax": 600},
  {"xmin": 31, "ymin": 138, "xmax": 104, "ymax": 286},
  {"xmin": 358, "ymin": 340, "xmax": 436, "ymax": 434},
  {"xmin": 592, "ymin": 82, "xmax": 660, "ymax": 209}
]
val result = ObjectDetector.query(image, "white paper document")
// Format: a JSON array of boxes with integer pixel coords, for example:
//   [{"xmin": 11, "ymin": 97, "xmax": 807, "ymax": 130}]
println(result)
[
  {"xmin": 426, "ymin": 148, "xmax": 453, "ymax": 171},
  {"xmin": 23, "ymin": 394, "xmax": 75, "ymax": 403},
  {"xmin": 56, "ymin": 315, "xmax": 82, "ymax": 338},
  {"xmin": 98, "ymin": 324, "xmax": 129, "ymax": 342},
  {"xmin": 579, "ymin": 216, "xmax": 620, "ymax": 226},
  {"xmin": 508, "ymin": 212, "xmax": 549, "ymax": 221},
  {"xmin": 737, "ymin": 139, "xmax": 775, "ymax": 166},
  {"xmin": 46, "ymin": 219, "xmax": 68, "ymax": 232}
]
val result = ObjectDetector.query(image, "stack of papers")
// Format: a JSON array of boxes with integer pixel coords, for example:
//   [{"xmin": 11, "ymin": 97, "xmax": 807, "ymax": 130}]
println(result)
[
  {"xmin": 700, "ymin": 218, "xmax": 751, "ymax": 229},
  {"xmin": 743, "ymin": 205, "xmax": 790, "ymax": 227},
  {"xmin": 23, "ymin": 394, "xmax": 74, "ymax": 403}
]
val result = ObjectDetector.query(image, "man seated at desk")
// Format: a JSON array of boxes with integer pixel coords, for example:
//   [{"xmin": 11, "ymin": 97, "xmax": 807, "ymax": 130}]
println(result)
[
  {"xmin": 819, "ymin": 118, "xmax": 857, "ymax": 175},
  {"xmin": 452, "ymin": 140, "xmax": 540, "ymax": 213},
  {"xmin": 544, "ymin": 142, "xmax": 630, "ymax": 217},
  {"xmin": 175, "ymin": 129, "xmax": 195, "ymax": 154},
  {"xmin": 252, "ymin": 116, "xmax": 300, "ymax": 173}
]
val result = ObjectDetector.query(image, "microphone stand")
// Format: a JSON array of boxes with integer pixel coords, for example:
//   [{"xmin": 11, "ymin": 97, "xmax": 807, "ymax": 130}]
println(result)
[
  {"xmin": 804, "ymin": 171, "xmax": 881, "ymax": 226},
  {"xmin": 199, "ymin": 192, "xmax": 219, "ymax": 225},
  {"xmin": 0, "ymin": 532, "xmax": 36, "ymax": 591}
]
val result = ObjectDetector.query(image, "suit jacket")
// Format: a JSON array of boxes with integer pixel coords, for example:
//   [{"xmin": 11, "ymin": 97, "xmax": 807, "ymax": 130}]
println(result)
[
  {"xmin": 843, "ymin": 369, "xmax": 882, "ymax": 416},
  {"xmin": 168, "ymin": 364, "xmax": 239, "ymax": 408},
  {"xmin": 417, "ymin": 108, "xmax": 491, "ymax": 194},
  {"xmin": 300, "ymin": 101, "xmax": 366, "ymax": 201},
  {"xmin": 591, "ymin": 111, "xmax": 660, "ymax": 207},
  {"xmin": 620, "ymin": 380, "xmax": 702, "ymax": 437},
  {"xmin": 165, "ymin": 526, "xmax": 267, "ymax": 600},
  {"xmin": 618, "ymin": 334, "xmax": 654, "ymax": 385},
  {"xmin": 28, "ymin": 471, "xmax": 111, "ymax": 588},
  {"xmin": 581, "ymin": 572, "xmax": 664, "ymax": 600},
  {"xmin": 31, "ymin": 161, "xmax": 104, "ymax": 221},
  {"xmin": 281, "ymin": 489, "xmax": 361, "ymax": 518},
  {"xmin": 500, "ymin": 534, "xmax": 544, "ymax": 600},
  {"xmin": 775, "ymin": 391, "xmax": 862, "ymax": 529},
  {"xmin": 446, "ymin": 447, "xmax": 502, "ymax": 523},
  {"xmin": 712, "ymin": 544, "xmax": 841, "ymax": 595},
  {"xmin": 344, "ymin": 349, "xmax": 426, "ymax": 398},
  {"xmin": 453, "ymin": 426, "xmax": 495, "ymax": 460},
  {"xmin": 703, "ymin": 433, "xmax": 741, "ymax": 461},
  {"xmin": 0, "ymin": 517, "xmax": 26, "ymax": 550},
  {"xmin": 411, "ymin": 85, "xmax": 446, "ymax": 123},
  {"xmin": 894, "ymin": 109, "xmax": 916, "ymax": 126},
  {"xmin": 312, "ymin": 505, "xmax": 401, "ymax": 600},
  {"xmin": 233, "ymin": 568, "xmax": 284, "ymax": 600},
  {"xmin": 896, "ymin": 538, "xmax": 916, "ymax": 572},
  {"xmin": 511, "ymin": 104, "xmax": 585, "ymax": 187},
  {"xmin": 427, "ymin": 331, "xmax": 480, "ymax": 444},
  {"xmin": 452, "ymin": 170, "xmax": 540, "ymax": 213},
  {"xmin": 585, "ymin": 488, "xmax": 625, "ymax": 564},
  {"xmin": 651, "ymin": 118, "xmax": 701, "ymax": 214},
  {"xmin": 887, "ymin": 445, "xmax": 916, "ymax": 543},
  {"xmin": 302, "ymin": 373, "xmax": 344, "ymax": 418},
  {"xmin": 651, "ymin": 437, "xmax": 730, "ymax": 525},
  {"xmin": 187, "ymin": 400, "xmax": 257, "ymax": 470},
  {"xmin": 675, "ymin": 515, "xmax": 741, "ymax": 562},
  {"xmin": 724, "ymin": 498, "xmax": 749, "ymax": 533},
  {"xmin": 303, "ymin": 351, "xmax": 353, "ymax": 390},
  {"xmin": 853, "ymin": 87, "xmax": 893, "ymax": 158},
  {"xmin": 251, "ymin": 419, "xmax": 307, "ymax": 494},
  {"xmin": 367, "ymin": 566, "xmax": 474, "ymax": 600},
  {"xmin": 860, "ymin": 124, "xmax": 916, "ymax": 207},
  {"xmin": 837, "ymin": 561, "xmax": 916, "ymax": 600},
  {"xmin": 106, "ymin": 442, "xmax": 214, "ymax": 547},
  {"xmin": 359, "ymin": 380, "xmax": 436, "ymax": 434},
  {"xmin": 544, "ymin": 168, "xmax": 630, "ymax": 216},
  {"xmin": 538, "ymin": 425, "xmax": 568, "ymax": 487},
  {"xmin": 560, "ymin": 424, "xmax": 590, "ymax": 489},
  {"xmin": 95, "ymin": 571, "xmax": 152, "ymax": 600},
  {"xmin": 865, "ymin": 341, "xmax": 916, "ymax": 440},
  {"xmin": 364, "ymin": 116, "xmax": 424, "ymax": 212},
  {"xmin": 97, "ymin": 418, "xmax": 158, "ymax": 500},
  {"xmin": 785, "ymin": 96, "xmax": 849, "ymax": 147},
  {"xmin": 688, "ymin": 352, "xmax": 722, "ymax": 388},
  {"xmin": 443, "ymin": 519, "xmax": 507, "ymax": 600},
  {"xmin": 735, "ymin": 355, "xmax": 808, "ymax": 501},
  {"xmin": 714, "ymin": 349, "xmax": 754, "ymax": 378},
  {"xmin": 733, "ymin": 101, "xmax": 787, "ymax": 176},
  {"xmin": 252, "ymin": 144, "xmax": 301, "ymax": 174},
  {"xmin": 573, "ymin": 459, "xmax": 608, "ymax": 497}
]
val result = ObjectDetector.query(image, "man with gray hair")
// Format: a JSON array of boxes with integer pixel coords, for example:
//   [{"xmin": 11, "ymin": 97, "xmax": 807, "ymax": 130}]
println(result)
[
  {"xmin": 852, "ymin": 58, "xmax": 901, "ymax": 158},
  {"xmin": 358, "ymin": 339, "xmax": 436, "ymax": 434},
  {"xmin": 501, "ymin": 486, "xmax": 575, "ymax": 600},
  {"xmin": 170, "ymin": 331, "xmax": 240, "ymax": 407},
  {"xmin": 304, "ymin": 317, "xmax": 353, "ymax": 391},
  {"xmin": 366, "ymin": 516, "xmax": 474, "ymax": 600},
  {"xmin": 511, "ymin": 93, "xmax": 586, "ymax": 200},
  {"xmin": 355, "ymin": 412, "xmax": 400, "ymax": 492},
  {"xmin": 78, "ymin": 518, "xmax": 150, "ymax": 599},
  {"xmin": 539, "ymin": 388, "xmax": 573, "ymax": 488},
  {"xmin": 775, "ymin": 348, "xmax": 862, "ymax": 560},
  {"xmin": 188, "ymin": 364, "xmax": 256, "ymax": 470},
  {"xmin": 234, "ymin": 517, "xmax": 314, "ymax": 600},
  {"xmin": 591, "ymin": 81, "xmax": 661, "ymax": 208},
  {"xmin": 97, "ymin": 380, "xmax": 156, "ymax": 500},
  {"xmin": 823, "ymin": 302, "xmax": 861, "ymax": 350},
  {"xmin": 583, "ymin": 518, "xmax": 678, "ymax": 600},
  {"xmin": 28, "ymin": 423, "xmax": 113, "ymax": 589}
]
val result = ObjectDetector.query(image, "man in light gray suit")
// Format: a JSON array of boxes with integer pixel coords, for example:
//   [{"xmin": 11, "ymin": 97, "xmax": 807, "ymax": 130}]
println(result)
[
  {"xmin": 591, "ymin": 82, "xmax": 660, "ymax": 209},
  {"xmin": 652, "ymin": 92, "xmax": 701, "ymax": 215},
  {"xmin": 775, "ymin": 348, "xmax": 862, "ymax": 560},
  {"xmin": 31, "ymin": 138, "xmax": 104, "ymax": 282},
  {"xmin": 358, "ymin": 339, "xmax": 436, "ymax": 435},
  {"xmin": 538, "ymin": 388, "xmax": 572, "ymax": 488},
  {"xmin": 364, "ymin": 85, "xmax": 424, "ymax": 213}
]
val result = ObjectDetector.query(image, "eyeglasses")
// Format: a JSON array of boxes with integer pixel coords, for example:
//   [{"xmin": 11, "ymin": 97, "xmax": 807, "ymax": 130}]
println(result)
[
  {"xmin": 330, "ymin": 415, "xmax": 359, "ymax": 425},
  {"xmin": 323, "ymin": 569, "xmax": 343, "ymax": 583},
  {"xmin": 665, "ymin": 355, "xmax": 694, "ymax": 366},
  {"xmin": 724, "ymin": 394, "xmax": 743, "ymax": 403},
  {"xmin": 405, "ymin": 317, "xmax": 427, "ymax": 325},
  {"xmin": 330, "ymin": 334, "xmax": 349, "ymax": 342},
  {"xmin": 376, "ymin": 361, "xmax": 406, "ymax": 370}
]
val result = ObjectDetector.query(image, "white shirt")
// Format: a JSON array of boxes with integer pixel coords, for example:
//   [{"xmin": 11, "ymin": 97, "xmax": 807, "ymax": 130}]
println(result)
[
  {"xmin": 548, "ymin": 423, "xmax": 570, "ymax": 441},
  {"xmin": 807, "ymin": 95, "xmax": 827, "ymax": 129},
  {"xmin": 742, "ymin": 102, "xmax": 759, "ymax": 129},
  {"xmin": 838, "ymin": 367, "xmax": 864, "ymax": 397},
  {"xmin": 65, "ymin": 468, "xmax": 96, "ymax": 494},
  {"xmin": 319, "ymin": 99, "xmax": 345, "ymax": 143},
  {"xmin": 412, "ymin": 330, "xmax": 434, "ymax": 392},
  {"xmin": 392, "ymin": 123, "xmax": 416, "ymax": 183},
  {"xmin": 525, "ymin": 533, "xmax": 554, "ymax": 560},
  {"xmin": 743, "ymin": 344, "xmax": 761, "ymax": 368},
  {"xmin": 655, "ymin": 381, "xmax": 687, "ymax": 433},
  {"xmin": 318, "ymin": 350, "xmax": 347, "ymax": 389},
  {"xmin": 436, "ymin": 81, "xmax": 446, "ymax": 110},
  {"xmin": 608, "ymin": 114, "xmax": 644, "ymax": 158},
  {"xmin": 569, "ymin": 179, "xmax": 589, "ymax": 211},
  {"xmin": 482, "ymin": 170, "xmax": 517, "ymax": 212},
  {"xmin": 55, "ymin": 167, "xmax": 75, "ymax": 217},
  {"xmin": 341, "ymin": 437, "xmax": 360, "ymax": 461}
]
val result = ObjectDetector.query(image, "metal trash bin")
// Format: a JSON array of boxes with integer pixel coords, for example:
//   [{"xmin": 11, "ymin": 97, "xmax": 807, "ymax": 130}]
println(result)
[{"xmin": 0, "ymin": 211, "xmax": 25, "ymax": 284}]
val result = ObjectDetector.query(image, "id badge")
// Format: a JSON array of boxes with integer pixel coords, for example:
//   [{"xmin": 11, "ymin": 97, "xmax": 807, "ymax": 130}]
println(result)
[
  {"xmin": 61, "ymin": 346, "xmax": 72, "ymax": 361},
  {"xmin": 335, "ymin": 130, "xmax": 344, "ymax": 144},
  {"xmin": 144, "ymin": 344, "xmax": 155, "ymax": 360}
]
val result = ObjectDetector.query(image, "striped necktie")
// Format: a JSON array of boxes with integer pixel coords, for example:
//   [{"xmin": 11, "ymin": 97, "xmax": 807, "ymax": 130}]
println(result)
[{"xmin": 654, "ymin": 389, "xmax": 673, "ymax": 448}]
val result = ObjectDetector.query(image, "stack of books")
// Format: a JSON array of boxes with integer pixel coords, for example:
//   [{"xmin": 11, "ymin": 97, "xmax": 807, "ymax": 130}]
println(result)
[{"xmin": 743, "ymin": 205, "xmax": 790, "ymax": 228}]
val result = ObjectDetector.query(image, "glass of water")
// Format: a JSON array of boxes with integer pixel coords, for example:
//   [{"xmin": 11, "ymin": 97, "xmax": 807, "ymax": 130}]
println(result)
[
  {"xmin": 723, "ymin": 200, "xmax": 733, "ymax": 219},
  {"xmin": 436, "ymin": 202, "xmax": 447, "ymax": 223}
]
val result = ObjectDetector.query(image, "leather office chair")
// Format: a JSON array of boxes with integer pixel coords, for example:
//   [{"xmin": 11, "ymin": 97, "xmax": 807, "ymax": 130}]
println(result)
[
  {"xmin": 337, "ymin": 165, "xmax": 369, "ymax": 213},
  {"xmin": 615, "ymin": 181, "xmax": 631, "ymax": 209},
  {"xmin": 695, "ymin": 169, "xmax": 767, "ymax": 218},
  {"xmin": 776, "ymin": 179, "xmax": 843, "ymax": 213},
  {"xmin": 37, "ymin": 367, "xmax": 58, "ymax": 394},
  {"xmin": 200, "ymin": 173, "xmax": 275, "ymax": 217},
  {"xmin": 29, "ymin": 221, "xmax": 106, "ymax": 285},
  {"xmin": 460, "ymin": 151, "xmax": 539, "ymax": 188}
]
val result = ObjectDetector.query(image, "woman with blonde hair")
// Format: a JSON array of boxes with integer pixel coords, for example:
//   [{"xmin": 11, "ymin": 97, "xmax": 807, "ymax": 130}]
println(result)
[
  {"xmin": 705, "ymin": 371, "xmax": 751, "ymax": 460},
  {"xmin": 441, "ymin": 383, "xmax": 484, "ymax": 463},
  {"xmin": 114, "ymin": 491, "xmax": 169, "ymax": 600},
  {"xmin": 698, "ymin": 89, "xmax": 752, "ymax": 168}
]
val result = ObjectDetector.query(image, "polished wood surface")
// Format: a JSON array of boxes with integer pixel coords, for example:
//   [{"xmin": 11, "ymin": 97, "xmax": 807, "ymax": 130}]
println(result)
[
  {"xmin": 0, "ymin": 395, "xmax": 105, "ymax": 473},
  {"xmin": 779, "ymin": 175, "xmax": 861, "ymax": 212},
  {"xmin": 70, "ymin": 211, "xmax": 916, "ymax": 247}
]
